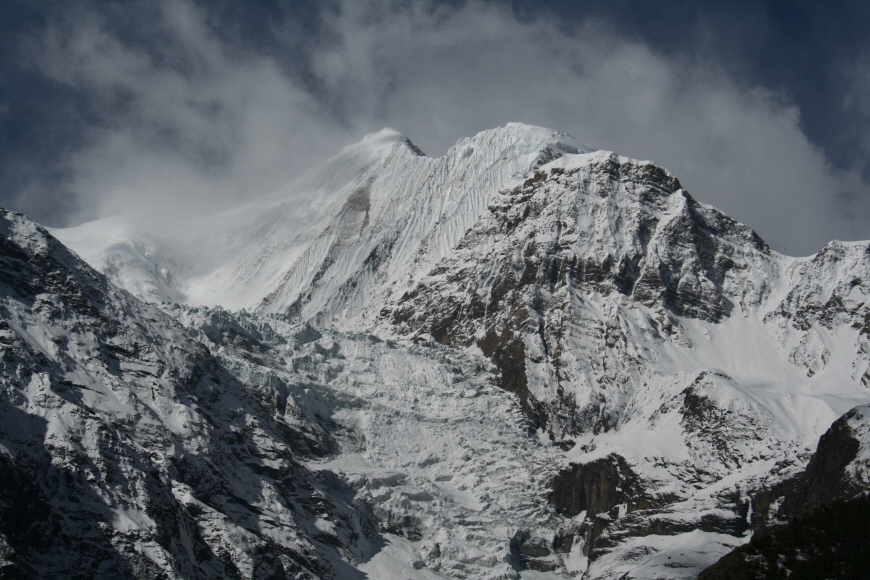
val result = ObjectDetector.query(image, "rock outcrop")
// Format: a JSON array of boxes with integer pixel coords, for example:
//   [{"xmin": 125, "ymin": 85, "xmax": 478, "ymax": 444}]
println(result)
[{"xmin": 700, "ymin": 404, "xmax": 870, "ymax": 579}]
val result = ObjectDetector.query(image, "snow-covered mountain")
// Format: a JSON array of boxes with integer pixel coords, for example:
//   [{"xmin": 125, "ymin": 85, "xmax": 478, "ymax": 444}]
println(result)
[{"xmin": 7, "ymin": 123, "xmax": 870, "ymax": 578}]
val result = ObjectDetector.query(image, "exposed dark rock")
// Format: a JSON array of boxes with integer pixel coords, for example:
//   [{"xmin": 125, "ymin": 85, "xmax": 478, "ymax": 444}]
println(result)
[
  {"xmin": 775, "ymin": 406, "xmax": 863, "ymax": 522},
  {"xmin": 402, "ymin": 138, "xmax": 426, "ymax": 157},
  {"xmin": 699, "ymin": 494, "xmax": 870, "ymax": 580},
  {"xmin": 743, "ymin": 404, "xmax": 867, "ymax": 539},
  {"xmin": 478, "ymin": 331, "xmax": 543, "ymax": 430},
  {"xmin": 549, "ymin": 454, "xmax": 675, "ymax": 560},
  {"xmin": 701, "ymin": 404, "xmax": 870, "ymax": 578},
  {"xmin": 295, "ymin": 324, "xmax": 323, "ymax": 344},
  {"xmin": 509, "ymin": 531, "xmax": 558, "ymax": 573}
]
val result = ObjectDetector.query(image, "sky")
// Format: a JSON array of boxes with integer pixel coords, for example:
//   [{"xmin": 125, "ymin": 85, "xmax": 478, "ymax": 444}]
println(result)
[{"xmin": 1, "ymin": 0, "xmax": 870, "ymax": 256}]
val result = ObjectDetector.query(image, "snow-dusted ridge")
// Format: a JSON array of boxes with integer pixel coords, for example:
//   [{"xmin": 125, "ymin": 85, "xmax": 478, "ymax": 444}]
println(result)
[{"xmin": 14, "ymin": 123, "xmax": 870, "ymax": 578}]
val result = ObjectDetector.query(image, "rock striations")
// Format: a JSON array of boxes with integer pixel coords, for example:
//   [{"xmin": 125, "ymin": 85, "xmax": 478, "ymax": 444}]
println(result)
[{"xmin": 3, "ymin": 123, "xmax": 868, "ymax": 578}]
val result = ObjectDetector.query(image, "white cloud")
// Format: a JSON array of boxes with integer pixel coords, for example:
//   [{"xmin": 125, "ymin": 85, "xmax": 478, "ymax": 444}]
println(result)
[
  {"xmin": 26, "ymin": 0, "xmax": 350, "ymax": 225},
  {"xmin": 24, "ymin": 0, "xmax": 870, "ymax": 255}
]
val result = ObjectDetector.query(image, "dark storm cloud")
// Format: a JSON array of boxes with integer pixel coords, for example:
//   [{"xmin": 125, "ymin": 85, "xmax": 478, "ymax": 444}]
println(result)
[{"xmin": 1, "ymin": 0, "xmax": 870, "ymax": 255}]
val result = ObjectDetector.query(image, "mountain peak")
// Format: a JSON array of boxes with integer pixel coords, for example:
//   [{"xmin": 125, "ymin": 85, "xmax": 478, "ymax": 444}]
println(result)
[
  {"xmin": 439, "ymin": 123, "xmax": 595, "ymax": 178},
  {"xmin": 350, "ymin": 123, "xmax": 592, "ymax": 163},
  {"xmin": 343, "ymin": 127, "xmax": 426, "ymax": 157},
  {"xmin": 467, "ymin": 122, "xmax": 594, "ymax": 155},
  {"xmin": 359, "ymin": 126, "xmax": 406, "ymax": 146}
]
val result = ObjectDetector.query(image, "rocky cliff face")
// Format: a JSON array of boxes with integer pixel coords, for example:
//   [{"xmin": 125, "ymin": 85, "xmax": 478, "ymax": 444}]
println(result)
[
  {"xmin": 369, "ymin": 142, "xmax": 870, "ymax": 577},
  {"xmin": 0, "ymin": 210, "xmax": 378, "ymax": 579},
  {"xmin": 379, "ymin": 152, "xmax": 779, "ymax": 436},
  {"xmin": 773, "ymin": 404, "xmax": 870, "ymax": 523},
  {"xmin": 698, "ymin": 495, "xmax": 870, "ymax": 580}
]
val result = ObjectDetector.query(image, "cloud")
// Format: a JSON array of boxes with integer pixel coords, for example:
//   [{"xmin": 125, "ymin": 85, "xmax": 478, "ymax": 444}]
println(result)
[
  {"xmin": 19, "ymin": 0, "xmax": 870, "ymax": 255},
  {"xmin": 23, "ymin": 0, "xmax": 351, "ymax": 225}
]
